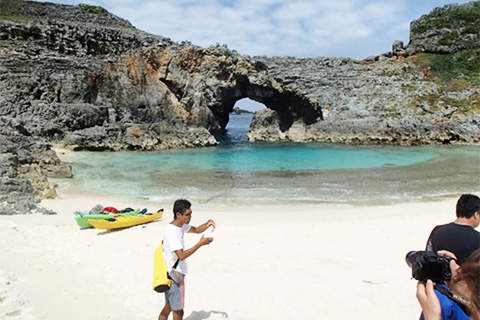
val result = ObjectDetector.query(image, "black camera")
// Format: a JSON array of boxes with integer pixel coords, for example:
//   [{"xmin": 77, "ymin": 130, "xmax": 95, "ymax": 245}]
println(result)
[{"xmin": 406, "ymin": 250, "xmax": 452, "ymax": 282}]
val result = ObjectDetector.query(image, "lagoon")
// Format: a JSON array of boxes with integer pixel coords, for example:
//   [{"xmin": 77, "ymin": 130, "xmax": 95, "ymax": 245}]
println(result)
[{"xmin": 54, "ymin": 114, "xmax": 480, "ymax": 205}]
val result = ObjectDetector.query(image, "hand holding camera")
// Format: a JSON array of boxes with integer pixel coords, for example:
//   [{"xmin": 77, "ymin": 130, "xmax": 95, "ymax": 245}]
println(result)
[{"xmin": 405, "ymin": 250, "xmax": 455, "ymax": 283}]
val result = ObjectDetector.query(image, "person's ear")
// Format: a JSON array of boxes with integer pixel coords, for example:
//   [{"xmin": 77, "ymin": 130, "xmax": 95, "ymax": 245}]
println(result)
[{"xmin": 473, "ymin": 211, "xmax": 480, "ymax": 221}]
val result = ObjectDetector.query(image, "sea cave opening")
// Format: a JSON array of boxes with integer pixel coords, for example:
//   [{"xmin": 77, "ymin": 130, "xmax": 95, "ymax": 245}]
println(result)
[{"xmin": 219, "ymin": 98, "xmax": 266, "ymax": 145}]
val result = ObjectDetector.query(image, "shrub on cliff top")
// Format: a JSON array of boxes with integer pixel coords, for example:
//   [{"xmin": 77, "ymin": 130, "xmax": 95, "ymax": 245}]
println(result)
[
  {"xmin": 0, "ymin": 0, "xmax": 23, "ymax": 16},
  {"xmin": 413, "ymin": 2, "xmax": 480, "ymax": 34},
  {"xmin": 431, "ymin": 49, "xmax": 480, "ymax": 84},
  {"xmin": 413, "ymin": 50, "xmax": 480, "ymax": 85},
  {"xmin": 78, "ymin": 3, "xmax": 106, "ymax": 14}
]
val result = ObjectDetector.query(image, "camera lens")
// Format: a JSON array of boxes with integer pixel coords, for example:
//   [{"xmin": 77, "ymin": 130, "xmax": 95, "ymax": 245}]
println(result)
[{"xmin": 405, "ymin": 251, "xmax": 417, "ymax": 268}]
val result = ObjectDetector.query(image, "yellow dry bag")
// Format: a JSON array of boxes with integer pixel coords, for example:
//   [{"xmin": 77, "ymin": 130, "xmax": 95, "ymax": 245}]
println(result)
[{"xmin": 153, "ymin": 242, "xmax": 171, "ymax": 292}]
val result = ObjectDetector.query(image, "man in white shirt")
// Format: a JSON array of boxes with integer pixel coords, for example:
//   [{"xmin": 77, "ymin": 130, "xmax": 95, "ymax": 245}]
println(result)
[{"xmin": 159, "ymin": 199, "xmax": 215, "ymax": 320}]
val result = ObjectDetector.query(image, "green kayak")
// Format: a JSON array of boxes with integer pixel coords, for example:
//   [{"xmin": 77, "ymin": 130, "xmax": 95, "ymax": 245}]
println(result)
[{"xmin": 74, "ymin": 208, "xmax": 145, "ymax": 229}]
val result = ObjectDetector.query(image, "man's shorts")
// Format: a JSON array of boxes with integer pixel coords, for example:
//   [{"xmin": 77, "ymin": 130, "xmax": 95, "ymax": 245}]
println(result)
[{"xmin": 165, "ymin": 280, "xmax": 185, "ymax": 311}]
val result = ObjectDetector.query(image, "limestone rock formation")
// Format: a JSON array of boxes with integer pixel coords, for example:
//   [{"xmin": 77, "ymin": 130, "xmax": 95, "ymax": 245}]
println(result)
[
  {"xmin": 251, "ymin": 54, "xmax": 479, "ymax": 144},
  {"xmin": 0, "ymin": 0, "xmax": 479, "ymax": 214},
  {"xmin": 248, "ymin": 1, "xmax": 479, "ymax": 144},
  {"xmin": 0, "ymin": 117, "xmax": 72, "ymax": 215},
  {"xmin": 248, "ymin": 109, "xmax": 285, "ymax": 141},
  {"xmin": 0, "ymin": 0, "xmax": 321, "ymax": 151},
  {"xmin": 408, "ymin": 1, "xmax": 480, "ymax": 54}
]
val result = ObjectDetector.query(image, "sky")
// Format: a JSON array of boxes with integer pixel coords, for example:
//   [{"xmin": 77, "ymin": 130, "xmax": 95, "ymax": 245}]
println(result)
[
  {"xmin": 31, "ymin": 0, "xmax": 471, "ymax": 111},
  {"xmin": 32, "ymin": 0, "xmax": 472, "ymax": 59}
]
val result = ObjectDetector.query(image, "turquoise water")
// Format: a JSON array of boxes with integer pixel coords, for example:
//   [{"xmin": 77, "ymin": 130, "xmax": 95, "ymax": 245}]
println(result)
[
  {"xmin": 96, "ymin": 142, "xmax": 437, "ymax": 173},
  {"xmin": 55, "ymin": 114, "xmax": 480, "ymax": 205}
]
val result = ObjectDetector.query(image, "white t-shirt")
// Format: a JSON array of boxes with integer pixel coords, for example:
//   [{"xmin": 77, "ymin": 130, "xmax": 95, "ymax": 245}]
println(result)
[{"xmin": 163, "ymin": 223, "xmax": 191, "ymax": 275}]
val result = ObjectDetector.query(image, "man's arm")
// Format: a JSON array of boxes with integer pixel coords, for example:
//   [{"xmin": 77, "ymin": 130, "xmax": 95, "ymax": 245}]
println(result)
[
  {"xmin": 188, "ymin": 219, "xmax": 216, "ymax": 234},
  {"xmin": 174, "ymin": 235, "xmax": 213, "ymax": 261}
]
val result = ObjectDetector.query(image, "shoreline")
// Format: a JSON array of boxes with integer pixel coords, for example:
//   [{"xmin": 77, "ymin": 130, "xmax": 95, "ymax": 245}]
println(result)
[
  {"xmin": 48, "ymin": 144, "xmax": 480, "ymax": 208},
  {"xmin": 47, "ymin": 175, "xmax": 473, "ymax": 210},
  {"xmin": 1, "ymin": 190, "xmax": 473, "ymax": 319}
]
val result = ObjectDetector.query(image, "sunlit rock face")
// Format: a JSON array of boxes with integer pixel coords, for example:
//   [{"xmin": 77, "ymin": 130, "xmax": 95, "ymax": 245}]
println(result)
[
  {"xmin": 408, "ymin": 2, "xmax": 480, "ymax": 54},
  {"xmin": 0, "ymin": 0, "xmax": 322, "ymax": 150},
  {"xmin": 1, "ymin": 0, "xmax": 478, "ymax": 150},
  {"xmin": 0, "ymin": 0, "xmax": 479, "ymax": 214}
]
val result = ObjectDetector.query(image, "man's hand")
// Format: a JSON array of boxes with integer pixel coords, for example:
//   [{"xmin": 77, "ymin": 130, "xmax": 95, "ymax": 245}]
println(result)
[
  {"xmin": 206, "ymin": 219, "xmax": 216, "ymax": 231},
  {"xmin": 199, "ymin": 235, "xmax": 214, "ymax": 246},
  {"xmin": 188, "ymin": 219, "xmax": 217, "ymax": 234}
]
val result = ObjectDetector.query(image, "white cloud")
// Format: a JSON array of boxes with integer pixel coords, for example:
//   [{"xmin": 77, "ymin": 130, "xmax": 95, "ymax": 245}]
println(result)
[
  {"xmin": 270, "ymin": 2, "xmax": 321, "ymax": 23},
  {"xmin": 30, "ymin": 0, "xmax": 473, "ymax": 59}
]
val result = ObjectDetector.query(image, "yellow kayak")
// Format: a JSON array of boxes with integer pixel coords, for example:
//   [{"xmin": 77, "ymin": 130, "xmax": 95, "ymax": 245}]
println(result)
[{"xmin": 88, "ymin": 209, "xmax": 163, "ymax": 230}]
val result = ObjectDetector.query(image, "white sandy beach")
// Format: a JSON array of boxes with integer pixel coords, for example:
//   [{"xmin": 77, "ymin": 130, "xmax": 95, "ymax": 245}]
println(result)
[{"xmin": 1, "ymin": 189, "xmax": 474, "ymax": 320}]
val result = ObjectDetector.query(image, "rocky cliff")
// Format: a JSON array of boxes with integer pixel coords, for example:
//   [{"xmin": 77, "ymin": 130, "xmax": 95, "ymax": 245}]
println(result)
[
  {"xmin": 0, "ymin": 0, "xmax": 479, "ymax": 214},
  {"xmin": 249, "ymin": 1, "xmax": 480, "ymax": 144},
  {"xmin": 250, "ymin": 52, "xmax": 479, "ymax": 144},
  {"xmin": 409, "ymin": 1, "xmax": 480, "ymax": 54}
]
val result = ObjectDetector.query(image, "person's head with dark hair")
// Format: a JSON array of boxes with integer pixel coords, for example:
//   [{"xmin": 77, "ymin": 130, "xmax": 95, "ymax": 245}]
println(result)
[
  {"xmin": 457, "ymin": 249, "xmax": 480, "ymax": 317},
  {"xmin": 173, "ymin": 199, "xmax": 191, "ymax": 220},
  {"xmin": 456, "ymin": 194, "xmax": 480, "ymax": 219},
  {"xmin": 426, "ymin": 194, "xmax": 480, "ymax": 265},
  {"xmin": 441, "ymin": 249, "xmax": 480, "ymax": 319}
]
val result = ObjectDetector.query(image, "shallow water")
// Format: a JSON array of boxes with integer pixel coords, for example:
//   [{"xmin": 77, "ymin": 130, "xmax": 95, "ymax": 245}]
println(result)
[{"xmin": 54, "ymin": 114, "xmax": 480, "ymax": 205}]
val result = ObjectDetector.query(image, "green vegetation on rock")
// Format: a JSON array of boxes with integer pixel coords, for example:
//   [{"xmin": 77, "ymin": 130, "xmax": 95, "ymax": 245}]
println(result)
[
  {"xmin": 413, "ymin": 91, "xmax": 480, "ymax": 115},
  {"xmin": 78, "ymin": 3, "xmax": 106, "ymax": 14},
  {"xmin": 0, "ymin": 0, "xmax": 21, "ymax": 15},
  {"xmin": 431, "ymin": 50, "xmax": 480, "ymax": 83},
  {"xmin": 0, "ymin": 15, "xmax": 34, "ymax": 22},
  {"xmin": 414, "ymin": 2, "xmax": 480, "ymax": 33},
  {"xmin": 412, "ymin": 50, "xmax": 480, "ymax": 85},
  {"xmin": 413, "ymin": 2, "xmax": 480, "ymax": 50},
  {"xmin": 409, "ymin": 51, "xmax": 480, "ymax": 116},
  {"xmin": 0, "ymin": 0, "xmax": 30, "ymax": 20}
]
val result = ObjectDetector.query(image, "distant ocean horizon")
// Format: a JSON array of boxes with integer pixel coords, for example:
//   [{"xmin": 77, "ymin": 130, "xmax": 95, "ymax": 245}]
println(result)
[{"xmin": 53, "ymin": 114, "xmax": 480, "ymax": 206}]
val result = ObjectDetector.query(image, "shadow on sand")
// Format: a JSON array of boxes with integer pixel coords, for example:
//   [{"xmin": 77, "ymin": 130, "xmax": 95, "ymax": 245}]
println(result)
[{"xmin": 185, "ymin": 310, "xmax": 229, "ymax": 320}]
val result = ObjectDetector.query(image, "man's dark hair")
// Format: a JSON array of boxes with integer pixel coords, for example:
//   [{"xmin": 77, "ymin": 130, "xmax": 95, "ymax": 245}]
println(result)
[
  {"xmin": 456, "ymin": 194, "xmax": 480, "ymax": 218},
  {"xmin": 173, "ymin": 199, "xmax": 191, "ymax": 219}
]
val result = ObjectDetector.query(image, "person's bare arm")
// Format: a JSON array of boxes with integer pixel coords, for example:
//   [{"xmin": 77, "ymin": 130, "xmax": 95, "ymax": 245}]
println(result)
[
  {"xmin": 416, "ymin": 280, "xmax": 441, "ymax": 320},
  {"xmin": 188, "ymin": 219, "xmax": 216, "ymax": 234},
  {"xmin": 174, "ymin": 235, "xmax": 214, "ymax": 261}
]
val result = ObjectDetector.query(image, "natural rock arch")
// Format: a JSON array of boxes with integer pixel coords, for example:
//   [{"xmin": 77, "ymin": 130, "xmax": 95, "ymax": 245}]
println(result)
[
  {"xmin": 98, "ymin": 45, "xmax": 323, "ymax": 143},
  {"xmin": 207, "ymin": 75, "xmax": 323, "ymax": 134}
]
